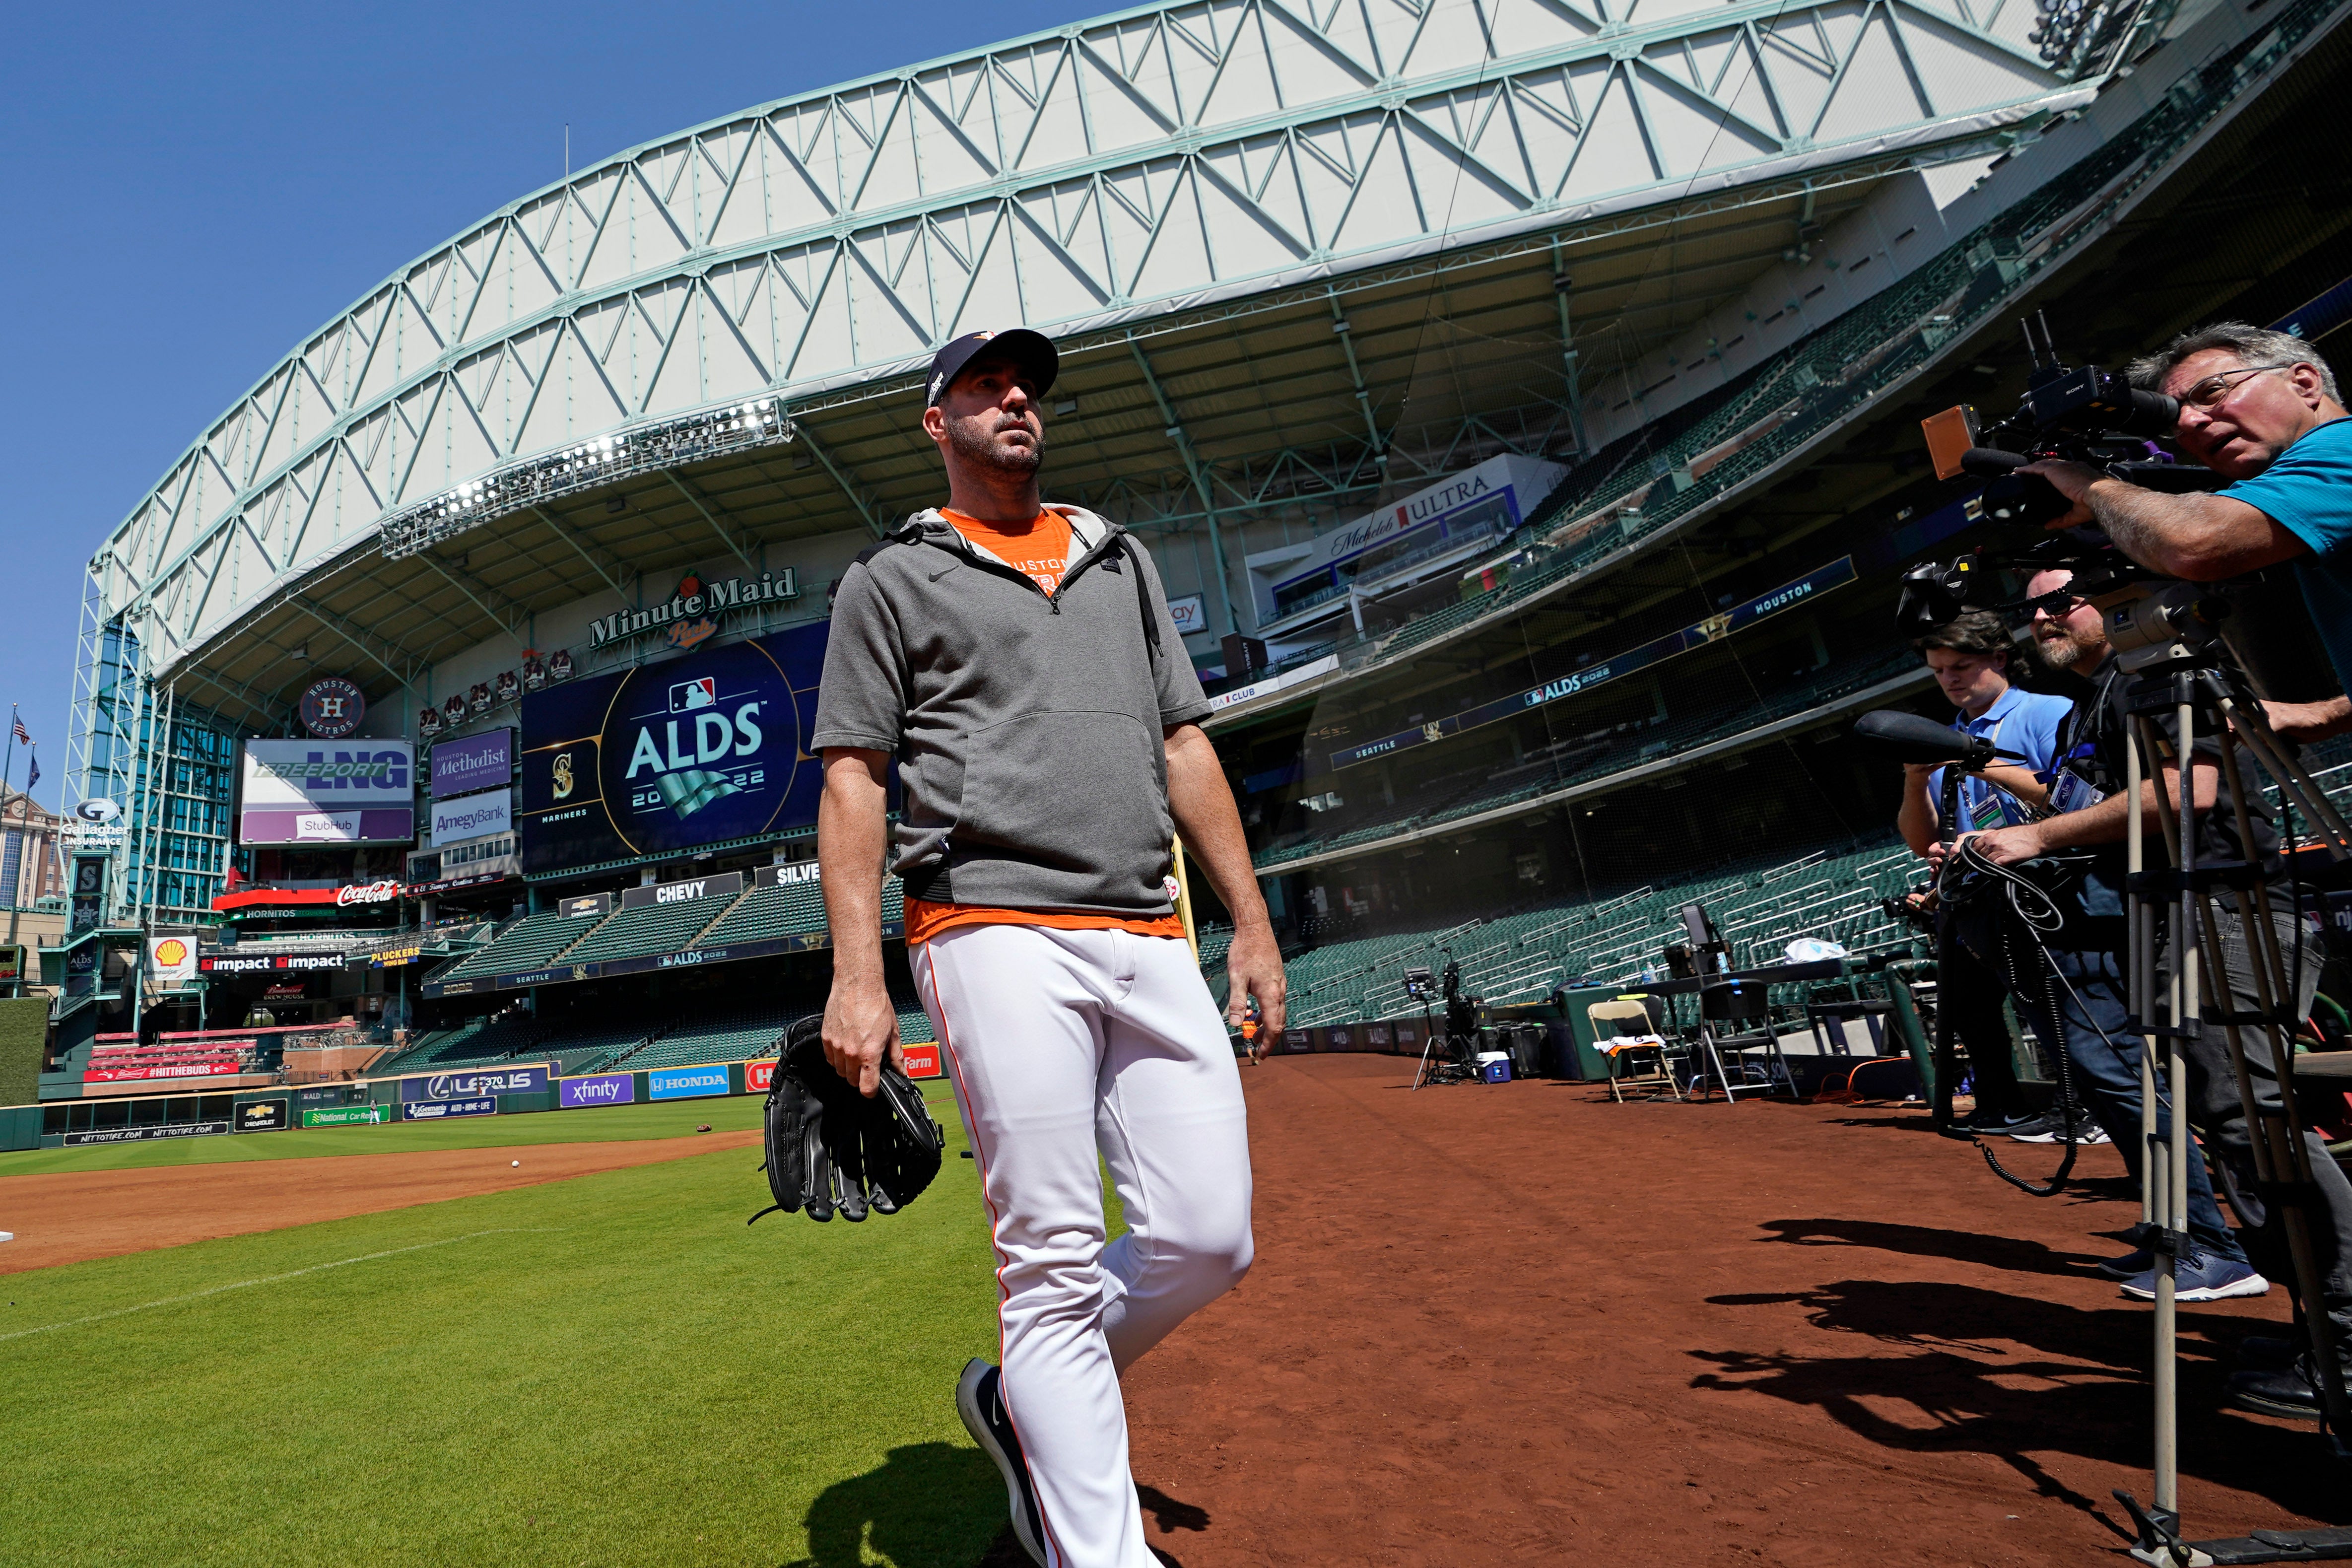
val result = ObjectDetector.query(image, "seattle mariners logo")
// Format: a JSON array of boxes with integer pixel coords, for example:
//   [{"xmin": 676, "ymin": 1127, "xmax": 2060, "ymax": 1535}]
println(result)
[{"xmin": 552, "ymin": 752, "xmax": 575, "ymax": 800}]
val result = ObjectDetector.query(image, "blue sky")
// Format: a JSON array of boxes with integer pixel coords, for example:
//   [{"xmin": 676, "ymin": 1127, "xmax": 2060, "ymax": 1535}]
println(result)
[{"xmin": 0, "ymin": 0, "xmax": 1095, "ymax": 809}]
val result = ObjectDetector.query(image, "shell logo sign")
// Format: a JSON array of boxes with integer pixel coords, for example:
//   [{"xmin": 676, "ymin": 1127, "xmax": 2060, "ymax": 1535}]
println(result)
[{"xmin": 146, "ymin": 936, "xmax": 197, "ymax": 986}]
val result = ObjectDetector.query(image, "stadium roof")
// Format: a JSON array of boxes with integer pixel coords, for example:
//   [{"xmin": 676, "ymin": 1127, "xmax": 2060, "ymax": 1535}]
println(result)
[{"xmin": 89, "ymin": 0, "xmax": 2082, "ymax": 731}]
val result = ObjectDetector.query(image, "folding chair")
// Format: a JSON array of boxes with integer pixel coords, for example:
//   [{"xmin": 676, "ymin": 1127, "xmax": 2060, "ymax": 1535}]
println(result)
[
  {"xmin": 1589, "ymin": 997, "xmax": 1680, "ymax": 1102},
  {"xmin": 1698, "ymin": 977, "xmax": 1794, "ymax": 1101}
]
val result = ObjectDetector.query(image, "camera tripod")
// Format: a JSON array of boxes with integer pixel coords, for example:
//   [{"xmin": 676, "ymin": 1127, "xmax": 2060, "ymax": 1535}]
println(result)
[{"xmin": 2109, "ymin": 650, "xmax": 2352, "ymax": 1566}]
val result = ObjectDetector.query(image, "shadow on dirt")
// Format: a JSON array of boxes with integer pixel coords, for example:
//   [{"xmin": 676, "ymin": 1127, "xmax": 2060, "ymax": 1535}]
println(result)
[
  {"xmin": 1749, "ymin": 1217, "xmax": 2125, "ymax": 1281},
  {"xmin": 1694, "ymin": 1276, "xmax": 2347, "ymax": 1533},
  {"xmin": 788, "ymin": 1443, "xmax": 1208, "ymax": 1568}
]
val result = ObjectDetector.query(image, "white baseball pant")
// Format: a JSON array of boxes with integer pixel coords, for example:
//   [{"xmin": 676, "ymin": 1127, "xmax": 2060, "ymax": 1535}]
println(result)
[{"xmin": 912, "ymin": 921, "xmax": 1254, "ymax": 1568}]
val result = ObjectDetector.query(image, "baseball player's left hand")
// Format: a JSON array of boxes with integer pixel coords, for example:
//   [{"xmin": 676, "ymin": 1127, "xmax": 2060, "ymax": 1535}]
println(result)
[{"xmin": 1225, "ymin": 926, "xmax": 1286, "ymax": 1057}]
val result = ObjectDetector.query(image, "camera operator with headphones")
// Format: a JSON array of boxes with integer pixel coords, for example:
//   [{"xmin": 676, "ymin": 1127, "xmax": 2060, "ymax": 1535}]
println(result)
[
  {"xmin": 1965, "ymin": 564, "xmax": 2345, "ymax": 1417},
  {"xmin": 2004, "ymin": 321, "xmax": 2352, "ymax": 1419},
  {"xmin": 1895, "ymin": 610, "xmax": 2073, "ymax": 1133}
]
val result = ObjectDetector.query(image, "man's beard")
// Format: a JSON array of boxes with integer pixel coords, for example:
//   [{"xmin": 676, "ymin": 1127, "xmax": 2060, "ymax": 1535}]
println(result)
[
  {"xmin": 2035, "ymin": 627, "xmax": 2098, "ymax": 670},
  {"xmin": 946, "ymin": 413, "xmax": 1043, "ymax": 477}
]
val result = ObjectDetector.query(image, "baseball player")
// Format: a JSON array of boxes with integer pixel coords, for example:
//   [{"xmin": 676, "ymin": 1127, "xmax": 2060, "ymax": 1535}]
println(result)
[{"xmin": 811, "ymin": 327, "xmax": 1288, "ymax": 1568}]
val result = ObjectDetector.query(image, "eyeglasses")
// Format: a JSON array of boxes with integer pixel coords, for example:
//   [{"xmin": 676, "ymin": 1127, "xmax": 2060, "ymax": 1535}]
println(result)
[
  {"xmin": 2176, "ymin": 362, "xmax": 2297, "ymax": 410},
  {"xmin": 2024, "ymin": 591, "xmax": 2088, "ymax": 618}
]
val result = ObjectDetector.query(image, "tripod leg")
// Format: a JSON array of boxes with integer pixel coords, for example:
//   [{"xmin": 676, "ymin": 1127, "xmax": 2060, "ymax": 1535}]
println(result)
[{"xmin": 2211, "ymin": 726, "xmax": 2352, "ymax": 1438}]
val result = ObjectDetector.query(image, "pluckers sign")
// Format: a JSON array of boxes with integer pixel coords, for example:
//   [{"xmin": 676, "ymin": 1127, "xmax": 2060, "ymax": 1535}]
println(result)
[
  {"xmin": 517, "ymin": 624, "xmax": 825, "ymax": 874},
  {"xmin": 588, "ymin": 569, "xmax": 799, "ymax": 653}
]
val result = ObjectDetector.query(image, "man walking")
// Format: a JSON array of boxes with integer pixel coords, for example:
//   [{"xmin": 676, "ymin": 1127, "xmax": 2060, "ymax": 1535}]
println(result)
[{"xmin": 811, "ymin": 328, "xmax": 1287, "ymax": 1567}]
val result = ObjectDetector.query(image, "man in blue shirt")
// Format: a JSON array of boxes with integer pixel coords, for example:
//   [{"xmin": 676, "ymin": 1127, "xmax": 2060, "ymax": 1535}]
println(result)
[
  {"xmin": 1893, "ymin": 610, "xmax": 2074, "ymax": 1129},
  {"xmin": 2020, "ymin": 322, "xmax": 2352, "ymax": 741}
]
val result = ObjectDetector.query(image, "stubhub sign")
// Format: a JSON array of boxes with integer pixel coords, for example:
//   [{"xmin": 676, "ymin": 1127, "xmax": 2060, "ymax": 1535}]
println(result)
[{"xmin": 649, "ymin": 1064, "xmax": 731, "ymax": 1100}]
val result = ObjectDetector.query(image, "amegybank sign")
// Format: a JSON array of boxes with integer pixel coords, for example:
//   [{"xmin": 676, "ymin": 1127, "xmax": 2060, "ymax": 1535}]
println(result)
[{"xmin": 431, "ymin": 788, "xmax": 512, "ymax": 847}]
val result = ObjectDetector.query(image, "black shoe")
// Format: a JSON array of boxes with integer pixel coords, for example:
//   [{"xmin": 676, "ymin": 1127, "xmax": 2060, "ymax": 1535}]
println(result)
[
  {"xmin": 1959, "ymin": 1104, "xmax": 2033, "ymax": 1131},
  {"xmin": 2008, "ymin": 1111, "xmax": 2110, "ymax": 1145},
  {"xmin": 958, "ymin": 1359, "xmax": 1047, "ymax": 1566},
  {"xmin": 2227, "ymin": 1363, "xmax": 2325, "ymax": 1420},
  {"xmin": 2238, "ymin": 1334, "xmax": 2299, "ymax": 1371}
]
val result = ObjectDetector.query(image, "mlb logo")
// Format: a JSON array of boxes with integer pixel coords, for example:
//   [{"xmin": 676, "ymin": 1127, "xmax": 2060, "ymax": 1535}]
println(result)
[{"xmin": 670, "ymin": 678, "xmax": 717, "ymax": 713}]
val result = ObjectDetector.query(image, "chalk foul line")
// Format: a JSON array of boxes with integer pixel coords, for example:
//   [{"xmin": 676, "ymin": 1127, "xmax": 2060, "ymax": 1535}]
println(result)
[{"xmin": 0, "ymin": 1228, "xmax": 561, "ymax": 1345}]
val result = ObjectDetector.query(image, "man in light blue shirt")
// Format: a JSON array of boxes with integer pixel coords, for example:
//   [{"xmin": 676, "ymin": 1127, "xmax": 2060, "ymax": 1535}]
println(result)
[
  {"xmin": 2020, "ymin": 322, "xmax": 2352, "ymax": 741},
  {"xmin": 1893, "ymin": 610, "xmax": 2073, "ymax": 1129}
]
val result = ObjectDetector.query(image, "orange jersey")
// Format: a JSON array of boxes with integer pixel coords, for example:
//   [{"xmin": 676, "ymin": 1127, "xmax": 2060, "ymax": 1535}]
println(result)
[{"xmin": 942, "ymin": 508, "xmax": 1073, "ymax": 596}]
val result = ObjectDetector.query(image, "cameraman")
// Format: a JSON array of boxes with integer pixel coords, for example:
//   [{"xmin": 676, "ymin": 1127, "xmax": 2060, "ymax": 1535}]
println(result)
[
  {"xmin": 1896, "ymin": 611, "xmax": 2071, "ymax": 1130},
  {"xmin": 2019, "ymin": 322, "xmax": 2352, "ymax": 740},
  {"xmin": 1970, "ymin": 569, "xmax": 2352, "ymax": 1417}
]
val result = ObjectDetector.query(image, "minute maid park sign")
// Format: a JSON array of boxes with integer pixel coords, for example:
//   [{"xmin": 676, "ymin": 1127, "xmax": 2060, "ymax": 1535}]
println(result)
[{"xmin": 589, "ymin": 569, "xmax": 799, "ymax": 652}]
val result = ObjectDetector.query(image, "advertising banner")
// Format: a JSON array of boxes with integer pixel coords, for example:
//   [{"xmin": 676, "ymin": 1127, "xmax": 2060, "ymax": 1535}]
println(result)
[
  {"xmin": 430, "ymin": 788, "xmax": 512, "ymax": 847},
  {"xmin": 517, "ymin": 624, "xmax": 826, "ymax": 875},
  {"xmin": 65, "ymin": 1121, "xmax": 233, "ymax": 1146},
  {"xmin": 431, "ymin": 729, "xmax": 514, "ymax": 798},
  {"xmin": 619, "ymin": 871, "xmax": 741, "ymax": 910},
  {"xmin": 198, "ymin": 951, "xmax": 347, "ymax": 975},
  {"xmin": 83, "ymin": 1059, "xmax": 246, "ymax": 1084},
  {"xmin": 744, "ymin": 1059, "xmax": 777, "ymax": 1092},
  {"xmin": 400, "ymin": 1064, "xmax": 550, "ymax": 1103},
  {"xmin": 239, "ymin": 740, "xmax": 416, "ymax": 845},
  {"xmin": 559, "ymin": 1073, "xmax": 635, "ymax": 1108},
  {"xmin": 302, "ymin": 1104, "xmax": 393, "ymax": 1128},
  {"xmin": 402, "ymin": 1097, "xmax": 497, "ymax": 1121},
  {"xmin": 236, "ymin": 1098, "xmax": 290, "ymax": 1133},
  {"xmin": 145, "ymin": 935, "xmax": 197, "ymax": 988},
  {"xmin": 900, "ymin": 1043, "xmax": 942, "ymax": 1081},
  {"xmin": 648, "ymin": 1064, "xmax": 732, "ymax": 1100},
  {"xmin": 1167, "ymin": 593, "xmax": 1208, "ymax": 636},
  {"xmin": 1327, "ymin": 555, "xmax": 1859, "ymax": 772}
]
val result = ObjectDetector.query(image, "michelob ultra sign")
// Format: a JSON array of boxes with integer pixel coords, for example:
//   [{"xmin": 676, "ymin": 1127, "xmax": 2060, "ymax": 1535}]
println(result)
[{"xmin": 517, "ymin": 624, "xmax": 825, "ymax": 874}]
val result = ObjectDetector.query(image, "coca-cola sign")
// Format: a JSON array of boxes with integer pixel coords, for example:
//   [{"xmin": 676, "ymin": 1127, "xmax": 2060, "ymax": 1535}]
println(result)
[{"xmin": 336, "ymin": 880, "xmax": 401, "ymax": 907}]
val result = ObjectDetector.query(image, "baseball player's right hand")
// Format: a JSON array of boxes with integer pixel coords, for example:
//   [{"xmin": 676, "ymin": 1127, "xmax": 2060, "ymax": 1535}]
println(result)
[{"xmin": 822, "ymin": 977, "xmax": 904, "ymax": 1098}]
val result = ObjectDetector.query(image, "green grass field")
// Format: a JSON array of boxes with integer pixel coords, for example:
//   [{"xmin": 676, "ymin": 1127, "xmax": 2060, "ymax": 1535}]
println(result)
[{"xmin": 0, "ymin": 1089, "xmax": 1123, "ymax": 1567}]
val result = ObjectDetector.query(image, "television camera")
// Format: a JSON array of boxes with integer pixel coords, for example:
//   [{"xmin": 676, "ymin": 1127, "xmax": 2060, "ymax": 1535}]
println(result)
[{"xmin": 1895, "ymin": 315, "xmax": 2235, "ymax": 670}]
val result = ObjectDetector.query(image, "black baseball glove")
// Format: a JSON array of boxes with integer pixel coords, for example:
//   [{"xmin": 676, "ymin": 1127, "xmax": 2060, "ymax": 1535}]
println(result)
[{"xmin": 750, "ymin": 1015, "xmax": 945, "ymax": 1224}]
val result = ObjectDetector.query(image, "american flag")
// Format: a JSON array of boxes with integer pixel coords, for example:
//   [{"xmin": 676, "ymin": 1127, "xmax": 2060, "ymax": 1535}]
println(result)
[{"xmin": 8, "ymin": 715, "xmax": 26, "ymax": 746}]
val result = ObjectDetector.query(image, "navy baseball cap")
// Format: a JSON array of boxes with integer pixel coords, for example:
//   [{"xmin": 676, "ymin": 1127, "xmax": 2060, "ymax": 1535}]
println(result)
[{"xmin": 925, "ymin": 329, "xmax": 1059, "ymax": 407}]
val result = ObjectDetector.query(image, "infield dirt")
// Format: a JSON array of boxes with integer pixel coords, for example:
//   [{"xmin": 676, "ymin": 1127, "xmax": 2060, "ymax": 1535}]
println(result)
[
  {"xmin": 0, "ymin": 1130, "xmax": 759, "ymax": 1275},
  {"xmin": 1084, "ymin": 1054, "xmax": 2341, "ymax": 1568}
]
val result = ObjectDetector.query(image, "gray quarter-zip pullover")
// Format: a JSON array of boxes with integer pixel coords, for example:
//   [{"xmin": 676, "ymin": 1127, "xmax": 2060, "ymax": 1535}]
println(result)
[{"xmin": 810, "ymin": 505, "xmax": 1211, "ymax": 915}]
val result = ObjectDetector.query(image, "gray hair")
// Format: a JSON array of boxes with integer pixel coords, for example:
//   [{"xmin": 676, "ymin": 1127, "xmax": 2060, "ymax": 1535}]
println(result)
[{"xmin": 2127, "ymin": 321, "xmax": 2340, "ymax": 402}]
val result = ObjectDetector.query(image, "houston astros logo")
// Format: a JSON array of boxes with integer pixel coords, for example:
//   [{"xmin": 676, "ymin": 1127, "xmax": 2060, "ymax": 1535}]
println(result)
[{"xmin": 552, "ymin": 752, "xmax": 574, "ymax": 800}]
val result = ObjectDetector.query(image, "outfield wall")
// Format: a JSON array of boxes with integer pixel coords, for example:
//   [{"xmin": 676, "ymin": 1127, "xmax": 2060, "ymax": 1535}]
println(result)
[{"xmin": 0, "ymin": 1047, "xmax": 951, "ymax": 1151}]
